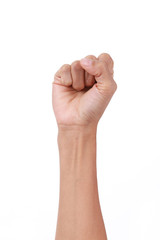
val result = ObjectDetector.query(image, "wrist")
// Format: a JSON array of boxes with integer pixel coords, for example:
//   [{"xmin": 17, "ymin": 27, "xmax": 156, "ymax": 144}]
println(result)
[{"xmin": 58, "ymin": 124, "xmax": 97, "ymax": 137}]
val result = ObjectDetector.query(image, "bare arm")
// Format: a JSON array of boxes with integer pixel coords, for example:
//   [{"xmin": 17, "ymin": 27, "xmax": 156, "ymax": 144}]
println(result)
[{"xmin": 52, "ymin": 53, "xmax": 117, "ymax": 240}]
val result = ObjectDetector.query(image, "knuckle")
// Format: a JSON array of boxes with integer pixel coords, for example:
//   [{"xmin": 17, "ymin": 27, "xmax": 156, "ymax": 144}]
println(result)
[
  {"xmin": 99, "ymin": 53, "xmax": 114, "ymax": 66},
  {"xmin": 71, "ymin": 60, "xmax": 81, "ymax": 70},
  {"xmin": 85, "ymin": 55, "xmax": 97, "ymax": 60},
  {"xmin": 100, "ymin": 52, "xmax": 113, "ymax": 61},
  {"xmin": 61, "ymin": 64, "xmax": 71, "ymax": 72}
]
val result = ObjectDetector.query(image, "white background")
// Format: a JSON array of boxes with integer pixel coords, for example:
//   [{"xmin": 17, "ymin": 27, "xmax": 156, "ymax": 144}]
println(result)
[{"xmin": 0, "ymin": 0, "xmax": 160, "ymax": 239}]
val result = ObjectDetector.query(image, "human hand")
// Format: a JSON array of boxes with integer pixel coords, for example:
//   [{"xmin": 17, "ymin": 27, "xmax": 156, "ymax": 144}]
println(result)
[{"xmin": 52, "ymin": 53, "xmax": 117, "ymax": 128}]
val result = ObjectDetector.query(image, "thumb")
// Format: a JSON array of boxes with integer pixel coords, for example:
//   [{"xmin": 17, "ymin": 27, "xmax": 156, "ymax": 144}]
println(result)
[{"xmin": 80, "ymin": 57, "xmax": 117, "ymax": 94}]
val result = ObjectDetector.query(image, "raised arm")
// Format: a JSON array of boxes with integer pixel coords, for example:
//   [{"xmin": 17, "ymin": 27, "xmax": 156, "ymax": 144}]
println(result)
[{"xmin": 52, "ymin": 53, "xmax": 117, "ymax": 240}]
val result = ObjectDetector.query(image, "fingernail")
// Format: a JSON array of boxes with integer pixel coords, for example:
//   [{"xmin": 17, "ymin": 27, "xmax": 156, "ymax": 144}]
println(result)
[{"xmin": 80, "ymin": 58, "xmax": 93, "ymax": 66}]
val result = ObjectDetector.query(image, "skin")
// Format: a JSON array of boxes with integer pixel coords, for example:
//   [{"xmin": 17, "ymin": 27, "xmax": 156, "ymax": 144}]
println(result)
[{"xmin": 52, "ymin": 53, "xmax": 117, "ymax": 240}]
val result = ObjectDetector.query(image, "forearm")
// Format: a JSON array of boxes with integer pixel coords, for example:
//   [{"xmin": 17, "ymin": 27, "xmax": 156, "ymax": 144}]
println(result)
[{"xmin": 55, "ymin": 125, "xmax": 107, "ymax": 240}]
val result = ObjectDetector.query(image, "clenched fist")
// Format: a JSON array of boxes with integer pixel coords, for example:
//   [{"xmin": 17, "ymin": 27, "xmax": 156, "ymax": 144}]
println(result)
[{"xmin": 52, "ymin": 53, "xmax": 117, "ymax": 128}]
